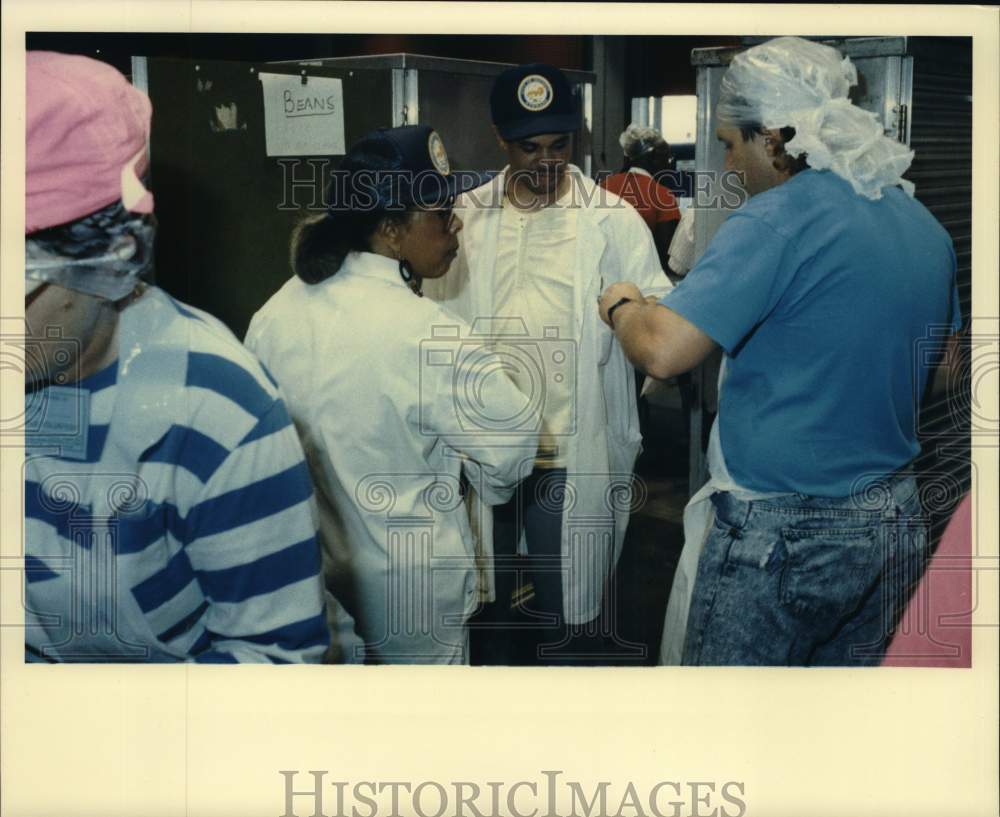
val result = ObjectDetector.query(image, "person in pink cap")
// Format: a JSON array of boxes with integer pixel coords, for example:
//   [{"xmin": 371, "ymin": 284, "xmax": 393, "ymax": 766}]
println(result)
[{"xmin": 23, "ymin": 52, "xmax": 350, "ymax": 663}]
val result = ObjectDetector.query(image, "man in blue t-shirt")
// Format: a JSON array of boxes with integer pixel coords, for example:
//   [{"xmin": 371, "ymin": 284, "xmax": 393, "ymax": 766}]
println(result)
[{"xmin": 597, "ymin": 37, "xmax": 961, "ymax": 666}]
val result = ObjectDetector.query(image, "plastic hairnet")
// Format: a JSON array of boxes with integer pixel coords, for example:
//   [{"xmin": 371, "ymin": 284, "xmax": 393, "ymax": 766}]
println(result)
[
  {"xmin": 716, "ymin": 37, "xmax": 915, "ymax": 200},
  {"xmin": 619, "ymin": 123, "xmax": 667, "ymax": 160},
  {"xmin": 25, "ymin": 202, "xmax": 154, "ymax": 301}
]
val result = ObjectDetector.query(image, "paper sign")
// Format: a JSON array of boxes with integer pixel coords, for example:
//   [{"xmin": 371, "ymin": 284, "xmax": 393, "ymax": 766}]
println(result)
[{"xmin": 258, "ymin": 72, "xmax": 346, "ymax": 156}]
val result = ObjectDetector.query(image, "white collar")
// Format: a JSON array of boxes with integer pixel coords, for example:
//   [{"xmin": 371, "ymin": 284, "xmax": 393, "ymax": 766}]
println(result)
[
  {"xmin": 628, "ymin": 166, "xmax": 653, "ymax": 178},
  {"xmin": 496, "ymin": 163, "xmax": 595, "ymax": 205},
  {"xmin": 340, "ymin": 251, "xmax": 407, "ymax": 287},
  {"xmin": 463, "ymin": 166, "xmax": 612, "ymax": 224},
  {"xmin": 342, "ymin": 251, "xmax": 427, "ymax": 296}
]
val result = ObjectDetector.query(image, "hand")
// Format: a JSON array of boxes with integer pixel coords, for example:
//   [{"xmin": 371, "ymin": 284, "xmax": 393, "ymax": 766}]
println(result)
[{"xmin": 598, "ymin": 281, "xmax": 644, "ymax": 326}]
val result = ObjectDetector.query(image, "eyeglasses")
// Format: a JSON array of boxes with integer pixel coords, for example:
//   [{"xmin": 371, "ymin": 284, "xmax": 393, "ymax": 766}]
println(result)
[{"xmin": 425, "ymin": 208, "xmax": 458, "ymax": 234}]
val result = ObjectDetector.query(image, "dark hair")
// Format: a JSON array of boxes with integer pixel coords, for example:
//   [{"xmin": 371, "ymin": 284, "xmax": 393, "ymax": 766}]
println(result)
[
  {"xmin": 739, "ymin": 125, "xmax": 810, "ymax": 176},
  {"xmin": 291, "ymin": 137, "xmax": 432, "ymax": 284},
  {"xmin": 290, "ymin": 207, "xmax": 412, "ymax": 285}
]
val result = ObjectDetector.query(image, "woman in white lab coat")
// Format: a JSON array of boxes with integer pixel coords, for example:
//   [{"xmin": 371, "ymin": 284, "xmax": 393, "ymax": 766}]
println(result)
[{"xmin": 246, "ymin": 126, "xmax": 539, "ymax": 664}]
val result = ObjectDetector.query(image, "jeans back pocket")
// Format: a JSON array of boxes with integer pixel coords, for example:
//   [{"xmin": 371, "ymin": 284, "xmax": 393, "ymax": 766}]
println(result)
[{"xmin": 779, "ymin": 525, "xmax": 883, "ymax": 618}]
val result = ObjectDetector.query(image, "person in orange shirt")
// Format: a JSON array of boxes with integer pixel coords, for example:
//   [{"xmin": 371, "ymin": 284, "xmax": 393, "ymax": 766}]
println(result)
[{"xmin": 601, "ymin": 124, "xmax": 681, "ymax": 273}]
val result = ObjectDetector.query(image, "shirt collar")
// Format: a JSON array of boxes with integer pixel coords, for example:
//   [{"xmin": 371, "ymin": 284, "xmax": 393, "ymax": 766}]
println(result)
[
  {"xmin": 340, "ymin": 251, "xmax": 408, "ymax": 288},
  {"xmin": 499, "ymin": 163, "xmax": 586, "ymax": 209},
  {"xmin": 628, "ymin": 166, "xmax": 653, "ymax": 178}
]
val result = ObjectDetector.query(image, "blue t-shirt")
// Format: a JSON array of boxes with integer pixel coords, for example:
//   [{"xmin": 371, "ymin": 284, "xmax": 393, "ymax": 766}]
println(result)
[{"xmin": 662, "ymin": 169, "xmax": 961, "ymax": 496}]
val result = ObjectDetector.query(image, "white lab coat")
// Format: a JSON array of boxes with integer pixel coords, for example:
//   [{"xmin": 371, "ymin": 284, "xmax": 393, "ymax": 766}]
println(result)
[
  {"xmin": 424, "ymin": 166, "xmax": 671, "ymax": 624},
  {"xmin": 246, "ymin": 251, "xmax": 538, "ymax": 663}
]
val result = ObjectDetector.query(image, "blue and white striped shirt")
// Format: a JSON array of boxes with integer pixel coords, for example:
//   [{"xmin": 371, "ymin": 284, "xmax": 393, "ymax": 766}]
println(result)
[{"xmin": 25, "ymin": 287, "xmax": 331, "ymax": 663}]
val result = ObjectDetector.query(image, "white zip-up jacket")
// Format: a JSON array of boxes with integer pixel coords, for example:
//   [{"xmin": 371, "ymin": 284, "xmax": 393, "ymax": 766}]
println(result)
[
  {"xmin": 424, "ymin": 167, "xmax": 672, "ymax": 624},
  {"xmin": 247, "ymin": 252, "xmax": 539, "ymax": 663}
]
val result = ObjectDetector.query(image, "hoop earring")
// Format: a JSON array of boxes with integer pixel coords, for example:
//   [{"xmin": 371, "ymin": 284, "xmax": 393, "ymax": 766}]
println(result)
[{"xmin": 398, "ymin": 258, "xmax": 423, "ymax": 297}]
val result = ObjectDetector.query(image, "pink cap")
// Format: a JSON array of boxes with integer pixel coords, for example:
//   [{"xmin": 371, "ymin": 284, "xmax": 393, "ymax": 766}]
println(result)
[{"xmin": 26, "ymin": 51, "xmax": 154, "ymax": 234}]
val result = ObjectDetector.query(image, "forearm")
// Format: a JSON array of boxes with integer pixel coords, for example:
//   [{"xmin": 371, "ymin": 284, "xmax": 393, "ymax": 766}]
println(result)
[
  {"xmin": 611, "ymin": 301, "xmax": 671, "ymax": 377},
  {"xmin": 599, "ymin": 280, "xmax": 718, "ymax": 379},
  {"xmin": 612, "ymin": 300, "xmax": 717, "ymax": 380}
]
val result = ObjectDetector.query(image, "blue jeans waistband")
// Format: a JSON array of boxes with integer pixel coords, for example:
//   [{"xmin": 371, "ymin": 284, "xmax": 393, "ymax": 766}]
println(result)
[{"xmin": 711, "ymin": 470, "xmax": 919, "ymax": 529}]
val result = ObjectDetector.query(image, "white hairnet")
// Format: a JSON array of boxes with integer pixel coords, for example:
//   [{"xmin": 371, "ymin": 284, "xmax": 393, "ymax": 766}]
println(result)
[
  {"xmin": 619, "ymin": 123, "xmax": 666, "ymax": 160},
  {"xmin": 717, "ymin": 37, "xmax": 915, "ymax": 200}
]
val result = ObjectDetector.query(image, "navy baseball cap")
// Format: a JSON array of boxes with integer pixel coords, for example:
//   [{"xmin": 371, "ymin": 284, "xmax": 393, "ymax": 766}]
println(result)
[
  {"xmin": 490, "ymin": 63, "xmax": 580, "ymax": 140},
  {"xmin": 330, "ymin": 124, "xmax": 470, "ymax": 212}
]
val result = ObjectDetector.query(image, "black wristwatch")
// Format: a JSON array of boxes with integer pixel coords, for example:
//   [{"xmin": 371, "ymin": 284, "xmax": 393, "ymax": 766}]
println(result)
[{"xmin": 606, "ymin": 296, "xmax": 635, "ymax": 330}]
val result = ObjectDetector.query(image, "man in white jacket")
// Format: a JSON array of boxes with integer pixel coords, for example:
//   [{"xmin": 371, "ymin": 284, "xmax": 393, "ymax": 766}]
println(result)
[{"xmin": 425, "ymin": 63, "xmax": 671, "ymax": 664}]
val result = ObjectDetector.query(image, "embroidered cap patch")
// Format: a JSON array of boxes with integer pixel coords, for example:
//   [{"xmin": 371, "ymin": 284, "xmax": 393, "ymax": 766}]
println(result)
[
  {"xmin": 428, "ymin": 130, "xmax": 450, "ymax": 175},
  {"xmin": 517, "ymin": 75, "xmax": 554, "ymax": 112}
]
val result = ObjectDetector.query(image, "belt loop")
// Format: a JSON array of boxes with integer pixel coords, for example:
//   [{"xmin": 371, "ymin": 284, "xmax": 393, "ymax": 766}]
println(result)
[
  {"xmin": 885, "ymin": 472, "xmax": 906, "ymax": 519},
  {"xmin": 713, "ymin": 490, "xmax": 753, "ymax": 530},
  {"xmin": 735, "ymin": 494, "xmax": 752, "ymax": 529}
]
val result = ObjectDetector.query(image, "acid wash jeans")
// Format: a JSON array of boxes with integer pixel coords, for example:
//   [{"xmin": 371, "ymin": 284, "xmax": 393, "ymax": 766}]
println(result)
[{"xmin": 681, "ymin": 471, "xmax": 926, "ymax": 666}]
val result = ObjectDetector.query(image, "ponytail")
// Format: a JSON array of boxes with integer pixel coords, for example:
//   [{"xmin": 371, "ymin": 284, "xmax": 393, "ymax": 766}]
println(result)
[
  {"xmin": 290, "ymin": 208, "xmax": 411, "ymax": 285},
  {"xmin": 290, "ymin": 213, "xmax": 347, "ymax": 284}
]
